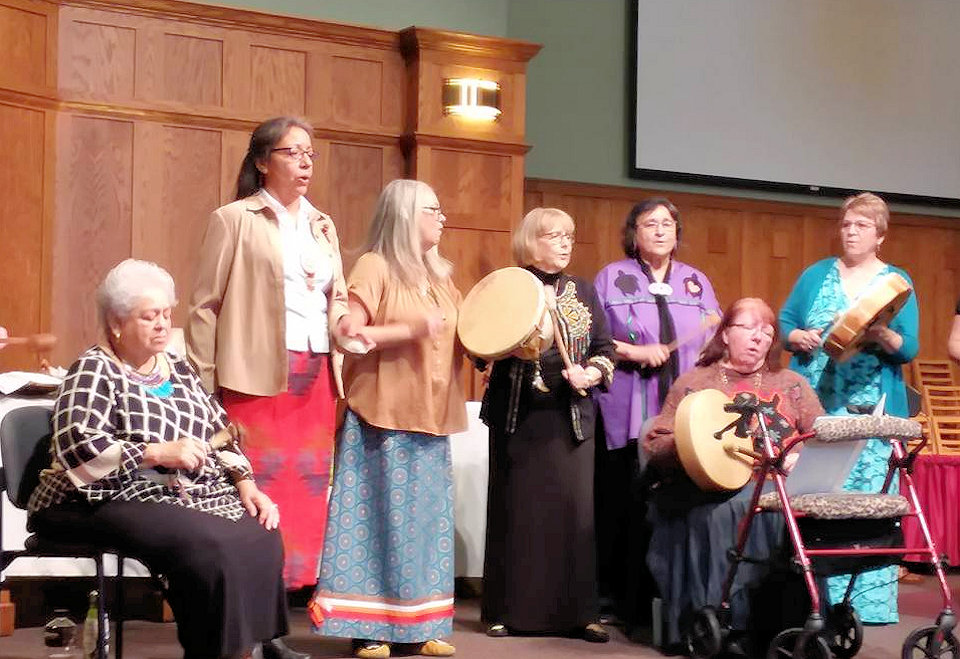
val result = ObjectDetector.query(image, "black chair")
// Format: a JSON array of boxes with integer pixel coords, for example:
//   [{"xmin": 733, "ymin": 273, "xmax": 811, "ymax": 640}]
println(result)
[{"xmin": 0, "ymin": 405, "xmax": 144, "ymax": 659}]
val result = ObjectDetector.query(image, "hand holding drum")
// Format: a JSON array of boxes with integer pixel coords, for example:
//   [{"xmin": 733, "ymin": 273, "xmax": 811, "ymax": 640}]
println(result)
[{"xmin": 457, "ymin": 267, "xmax": 554, "ymax": 362}]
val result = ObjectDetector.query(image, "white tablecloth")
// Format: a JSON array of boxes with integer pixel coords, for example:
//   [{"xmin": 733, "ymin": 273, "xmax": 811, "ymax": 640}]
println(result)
[
  {"xmin": 449, "ymin": 401, "xmax": 488, "ymax": 578},
  {"xmin": 2, "ymin": 396, "xmax": 491, "ymax": 580}
]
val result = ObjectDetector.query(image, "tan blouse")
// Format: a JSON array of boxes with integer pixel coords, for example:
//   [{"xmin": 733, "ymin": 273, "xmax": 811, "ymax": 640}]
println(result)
[{"xmin": 343, "ymin": 253, "xmax": 467, "ymax": 436}]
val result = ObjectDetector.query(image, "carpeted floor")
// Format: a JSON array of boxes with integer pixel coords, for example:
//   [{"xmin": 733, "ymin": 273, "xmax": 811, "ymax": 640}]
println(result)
[{"xmin": 0, "ymin": 569, "xmax": 956, "ymax": 658}]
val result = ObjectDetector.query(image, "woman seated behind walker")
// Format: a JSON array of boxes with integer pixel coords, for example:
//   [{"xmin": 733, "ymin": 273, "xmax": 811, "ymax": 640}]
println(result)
[
  {"xmin": 27, "ymin": 259, "xmax": 297, "ymax": 659},
  {"xmin": 642, "ymin": 297, "xmax": 824, "ymax": 652}
]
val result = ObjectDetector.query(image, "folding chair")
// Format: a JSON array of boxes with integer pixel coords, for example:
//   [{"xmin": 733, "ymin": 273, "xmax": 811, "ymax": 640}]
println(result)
[{"xmin": 0, "ymin": 405, "xmax": 155, "ymax": 659}]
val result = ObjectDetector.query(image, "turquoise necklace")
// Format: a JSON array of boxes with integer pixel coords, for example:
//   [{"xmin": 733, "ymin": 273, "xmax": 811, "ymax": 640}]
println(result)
[{"xmin": 125, "ymin": 355, "xmax": 173, "ymax": 398}]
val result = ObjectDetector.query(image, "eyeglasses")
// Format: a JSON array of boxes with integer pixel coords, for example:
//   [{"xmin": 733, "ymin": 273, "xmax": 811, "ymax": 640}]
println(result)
[
  {"xmin": 540, "ymin": 230, "xmax": 575, "ymax": 245},
  {"xmin": 729, "ymin": 323, "xmax": 775, "ymax": 338},
  {"xmin": 271, "ymin": 146, "xmax": 318, "ymax": 162},
  {"xmin": 840, "ymin": 220, "xmax": 877, "ymax": 234},
  {"xmin": 422, "ymin": 206, "xmax": 445, "ymax": 216},
  {"xmin": 639, "ymin": 218, "xmax": 677, "ymax": 232}
]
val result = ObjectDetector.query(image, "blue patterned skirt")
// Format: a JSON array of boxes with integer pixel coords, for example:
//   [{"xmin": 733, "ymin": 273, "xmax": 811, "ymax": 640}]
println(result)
[{"xmin": 310, "ymin": 410, "xmax": 455, "ymax": 643}]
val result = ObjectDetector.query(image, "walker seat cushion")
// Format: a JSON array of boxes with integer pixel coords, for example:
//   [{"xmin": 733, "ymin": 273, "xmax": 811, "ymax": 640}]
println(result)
[
  {"xmin": 758, "ymin": 491, "xmax": 910, "ymax": 519},
  {"xmin": 812, "ymin": 415, "xmax": 921, "ymax": 442}
]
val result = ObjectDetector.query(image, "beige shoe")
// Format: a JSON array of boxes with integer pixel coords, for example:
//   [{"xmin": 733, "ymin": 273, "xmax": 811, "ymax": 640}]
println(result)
[
  {"xmin": 353, "ymin": 640, "xmax": 390, "ymax": 659},
  {"xmin": 418, "ymin": 639, "xmax": 455, "ymax": 656}
]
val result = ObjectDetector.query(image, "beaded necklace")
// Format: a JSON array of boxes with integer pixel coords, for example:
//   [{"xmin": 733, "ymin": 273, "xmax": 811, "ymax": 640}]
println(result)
[
  {"xmin": 124, "ymin": 355, "xmax": 173, "ymax": 397},
  {"xmin": 718, "ymin": 363, "xmax": 763, "ymax": 391}
]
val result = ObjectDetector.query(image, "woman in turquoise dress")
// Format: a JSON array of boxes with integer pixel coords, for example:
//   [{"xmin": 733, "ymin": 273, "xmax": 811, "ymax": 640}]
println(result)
[{"xmin": 779, "ymin": 192, "xmax": 919, "ymax": 624}]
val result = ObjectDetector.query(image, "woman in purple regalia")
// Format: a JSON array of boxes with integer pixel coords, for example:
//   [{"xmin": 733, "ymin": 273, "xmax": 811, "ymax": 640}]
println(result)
[{"xmin": 593, "ymin": 198, "xmax": 720, "ymax": 630}]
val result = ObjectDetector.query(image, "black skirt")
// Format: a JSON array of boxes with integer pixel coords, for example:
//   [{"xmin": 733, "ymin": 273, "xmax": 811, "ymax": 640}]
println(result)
[
  {"xmin": 32, "ymin": 499, "xmax": 288, "ymax": 658},
  {"xmin": 481, "ymin": 396, "xmax": 599, "ymax": 633}
]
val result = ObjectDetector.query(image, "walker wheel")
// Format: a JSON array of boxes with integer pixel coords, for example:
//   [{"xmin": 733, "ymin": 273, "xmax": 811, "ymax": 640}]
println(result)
[
  {"xmin": 827, "ymin": 603, "xmax": 863, "ymax": 658},
  {"xmin": 902, "ymin": 625, "xmax": 960, "ymax": 659},
  {"xmin": 766, "ymin": 628, "xmax": 831, "ymax": 659},
  {"xmin": 685, "ymin": 606, "xmax": 723, "ymax": 658}
]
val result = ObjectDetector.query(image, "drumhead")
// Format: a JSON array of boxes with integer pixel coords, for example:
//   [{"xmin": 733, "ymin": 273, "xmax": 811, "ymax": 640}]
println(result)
[
  {"xmin": 674, "ymin": 388, "xmax": 755, "ymax": 491},
  {"xmin": 823, "ymin": 272, "xmax": 911, "ymax": 362},
  {"xmin": 458, "ymin": 267, "xmax": 546, "ymax": 360}
]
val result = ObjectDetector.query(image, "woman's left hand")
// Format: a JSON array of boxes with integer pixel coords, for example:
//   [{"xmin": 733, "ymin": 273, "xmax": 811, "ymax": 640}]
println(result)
[
  {"xmin": 236, "ymin": 479, "xmax": 280, "ymax": 530},
  {"xmin": 562, "ymin": 364, "xmax": 598, "ymax": 390},
  {"xmin": 864, "ymin": 324, "xmax": 903, "ymax": 354}
]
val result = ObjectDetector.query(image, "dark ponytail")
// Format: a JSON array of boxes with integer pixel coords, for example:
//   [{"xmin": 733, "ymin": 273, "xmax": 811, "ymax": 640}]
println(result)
[{"xmin": 234, "ymin": 116, "xmax": 314, "ymax": 201}]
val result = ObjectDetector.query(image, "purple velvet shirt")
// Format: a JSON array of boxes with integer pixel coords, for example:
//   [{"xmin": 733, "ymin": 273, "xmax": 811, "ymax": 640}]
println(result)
[{"xmin": 594, "ymin": 259, "xmax": 720, "ymax": 450}]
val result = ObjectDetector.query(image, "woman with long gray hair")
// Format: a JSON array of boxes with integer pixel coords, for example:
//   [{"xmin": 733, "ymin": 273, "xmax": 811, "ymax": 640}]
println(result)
[{"xmin": 310, "ymin": 179, "xmax": 466, "ymax": 659}]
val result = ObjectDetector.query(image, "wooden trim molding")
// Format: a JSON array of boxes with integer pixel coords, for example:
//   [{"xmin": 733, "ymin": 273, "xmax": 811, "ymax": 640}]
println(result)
[
  {"xmin": 525, "ymin": 177, "xmax": 960, "ymax": 229},
  {"xmin": 401, "ymin": 132, "xmax": 531, "ymax": 157},
  {"xmin": 399, "ymin": 27, "xmax": 542, "ymax": 63},
  {"xmin": 0, "ymin": 88, "xmax": 403, "ymax": 146},
  {"xmin": 57, "ymin": 0, "xmax": 400, "ymax": 49}
]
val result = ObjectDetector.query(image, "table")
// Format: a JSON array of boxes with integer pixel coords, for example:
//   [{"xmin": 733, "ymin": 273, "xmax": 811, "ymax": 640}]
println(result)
[
  {"xmin": 449, "ymin": 401, "xmax": 488, "ymax": 578},
  {"xmin": 901, "ymin": 454, "xmax": 960, "ymax": 565}
]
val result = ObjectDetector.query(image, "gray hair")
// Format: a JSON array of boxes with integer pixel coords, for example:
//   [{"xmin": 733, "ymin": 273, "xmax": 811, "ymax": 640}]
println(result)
[
  {"xmin": 363, "ymin": 179, "xmax": 452, "ymax": 286},
  {"xmin": 96, "ymin": 259, "xmax": 177, "ymax": 331}
]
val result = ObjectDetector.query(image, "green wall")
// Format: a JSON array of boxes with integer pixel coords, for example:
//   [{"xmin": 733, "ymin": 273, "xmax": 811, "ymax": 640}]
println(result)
[
  {"xmin": 507, "ymin": 0, "xmax": 631, "ymax": 188},
  {"xmin": 188, "ymin": 0, "xmax": 509, "ymax": 35}
]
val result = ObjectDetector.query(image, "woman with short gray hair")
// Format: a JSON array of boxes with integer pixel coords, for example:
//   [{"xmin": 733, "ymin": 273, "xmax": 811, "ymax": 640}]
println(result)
[{"xmin": 29, "ymin": 258, "xmax": 290, "ymax": 659}]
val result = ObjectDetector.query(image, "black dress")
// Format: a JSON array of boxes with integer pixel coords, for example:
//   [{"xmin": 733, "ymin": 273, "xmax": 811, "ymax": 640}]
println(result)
[{"xmin": 480, "ymin": 269, "xmax": 615, "ymax": 633}]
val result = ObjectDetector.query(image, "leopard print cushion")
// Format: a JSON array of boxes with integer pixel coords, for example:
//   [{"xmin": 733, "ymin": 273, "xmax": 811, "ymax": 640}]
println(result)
[
  {"xmin": 758, "ymin": 491, "xmax": 910, "ymax": 519},
  {"xmin": 812, "ymin": 415, "xmax": 922, "ymax": 443}
]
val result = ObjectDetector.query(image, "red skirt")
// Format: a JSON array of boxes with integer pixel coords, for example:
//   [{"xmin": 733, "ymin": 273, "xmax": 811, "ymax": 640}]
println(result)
[{"xmin": 222, "ymin": 351, "xmax": 336, "ymax": 590}]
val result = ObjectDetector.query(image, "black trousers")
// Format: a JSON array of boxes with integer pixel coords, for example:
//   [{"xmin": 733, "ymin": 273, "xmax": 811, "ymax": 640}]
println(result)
[
  {"xmin": 594, "ymin": 421, "xmax": 657, "ymax": 629},
  {"xmin": 32, "ymin": 500, "xmax": 288, "ymax": 658}
]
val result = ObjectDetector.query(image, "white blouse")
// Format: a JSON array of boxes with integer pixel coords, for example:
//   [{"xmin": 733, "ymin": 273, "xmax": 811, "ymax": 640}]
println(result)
[{"xmin": 260, "ymin": 189, "xmax": 333, "ymax": 353}]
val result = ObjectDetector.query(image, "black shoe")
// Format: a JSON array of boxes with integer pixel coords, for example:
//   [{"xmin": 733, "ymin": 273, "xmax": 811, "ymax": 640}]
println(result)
[
  {"xmin": 486, "ymin": 623, "xmax": 509, "ymax": 637},
  {"xmin": 583, "ymin": 623, "xmax": 610, "ymax": 643},
  {"xmin": 262, "ymin": 638, "xmax": 311, "ymax": 659}
]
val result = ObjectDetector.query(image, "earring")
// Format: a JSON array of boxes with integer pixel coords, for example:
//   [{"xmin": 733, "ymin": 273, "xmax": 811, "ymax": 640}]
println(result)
[{"xmin": 113, "ymin": 331, "xmax": 121, "ymax": 340}]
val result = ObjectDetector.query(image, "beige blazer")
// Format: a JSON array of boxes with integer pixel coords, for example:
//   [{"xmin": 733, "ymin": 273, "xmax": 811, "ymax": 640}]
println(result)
[{"xmin": 186, "ymin": 195, "xmax": 350, "ymax": 398}]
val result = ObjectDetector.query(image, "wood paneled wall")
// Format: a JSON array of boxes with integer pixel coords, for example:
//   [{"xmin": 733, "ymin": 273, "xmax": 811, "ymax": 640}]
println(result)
[
  {"xmin": 0, "ymin": 0, "xmax": 539, "ymax": 381},
  {"xmin": 525, "ymin": 178, "xmax": 960, "ymax": 362}
]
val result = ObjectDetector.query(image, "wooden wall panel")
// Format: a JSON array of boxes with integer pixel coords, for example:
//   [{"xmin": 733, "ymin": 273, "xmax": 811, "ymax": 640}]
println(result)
[
  {"xmin": 0, "ymin": 2, "xmax": 538, "ymax": 389},
  {"xmin": 325, "ymin": 142, "xmax": 385, "ymax": 269},
  {"xmin": 680, "ymin": 206, "xmax": 743, "ymax": 310},
  {"xmin": 739, "ymin": 211, "xmax": 805, "ymax": 308},
  {"xmin": 0, "ymin": 2, "xmax": 48, "ymax": 92},
  {"xmin": 59, "ymin": 19, "xmax": 135, "ymax": 98},
  {"xmin": 430, "ymin": 149, "xmax": 513, "ymax": 232},
  {"xmin": 162, "ymin": 33, "xmax": 223, "ymax": 107},
  {"xmin": 219, "ymin": 129, "xmax": 249, "ymax": 206},
  {"xmin": 331, "ymin": 56, "xmax": 383, "ymax": 128},
  {"xmin": 249, "ymin": 45, "xmax": 306, "ymax": 116},
  {"xmin": 0, "ymin": 104, "xmax": 46, "ymax": 372},
  {"xmin": 525, "ymin": 178, "xmax": 960, "ymax": 362},
  {"xmin": 51, "ymin": 115, "xmax": 134, "ymax": 363},
  {"xmin": 132, "ymin": 124, "xmax": 221, "ymax": 328}
]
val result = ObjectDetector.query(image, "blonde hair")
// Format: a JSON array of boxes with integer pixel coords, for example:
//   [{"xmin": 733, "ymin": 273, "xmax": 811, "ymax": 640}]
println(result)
[
  {"xmin": 363, "ymin": 179, "xmax": 452, "ymax": 287},
  {"xmin": 512, "ymin": 208, "xmax": 575, "ymax": 266},
  {"xmin": 841, "ymin": 192, "xmax": 889, "ymax": 237}
]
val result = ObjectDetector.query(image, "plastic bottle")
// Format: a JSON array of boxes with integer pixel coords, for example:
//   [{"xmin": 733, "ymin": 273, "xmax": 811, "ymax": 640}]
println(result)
[
  {"xmin": 82, "ymin": 590, "xmax": 109, "ymax": 659},
  {"xmin": 43, "ymin": 608, "xmax": 79, "ymax": 658}
]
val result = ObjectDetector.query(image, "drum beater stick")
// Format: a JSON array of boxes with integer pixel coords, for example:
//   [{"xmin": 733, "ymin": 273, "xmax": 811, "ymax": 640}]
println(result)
[{"xmin": 543, "ymin": 285, "xmax": 587, "ymax": 397}]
